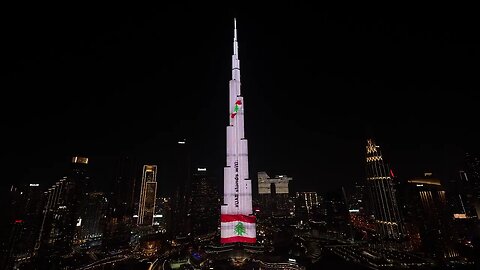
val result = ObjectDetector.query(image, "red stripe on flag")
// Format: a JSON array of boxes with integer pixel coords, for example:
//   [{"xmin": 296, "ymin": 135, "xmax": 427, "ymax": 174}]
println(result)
[
  {"xmin": 221, "ymin": 214, "xmax": 256, "ymax": 223},
  {"xmin": 221, "ymin": 236, "xmax": 256, "ymax": 244},
  {"xmin": 235, "ymin": 100, "xmax": 242, "ymax": 105}
]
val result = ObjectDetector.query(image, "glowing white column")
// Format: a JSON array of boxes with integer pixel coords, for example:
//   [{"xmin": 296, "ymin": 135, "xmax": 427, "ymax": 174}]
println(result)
[{"xmin": 220, "ymin": 19, "xmax": 256, "ymax": 244}]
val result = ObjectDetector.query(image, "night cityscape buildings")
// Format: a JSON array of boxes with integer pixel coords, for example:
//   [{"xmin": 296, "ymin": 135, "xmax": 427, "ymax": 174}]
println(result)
[
  {"xmin": 258, "ymin": 172, "xmax": 292, "ymax": 217},
  {"xmin": 102, "ymin": 156, "xmax": 137, "ymax": 250},
  {"xmin": 137, "ymin": 165, "xmax": 158, "ymax": 226},
  {"xmin": 190, "ymin": 167, "xmax": 220, "ymax": 237},
  {"xmin": 171, "ymin": 139, "xmax": 192, "ymax": 238},
  {"xmin": 220, "ymin": 19, "xmax": 256, "ymax": 244},
  {"xmin": 365, "ymin": 139, "xmax": 405, "ymax": 241},
  {"xmin": 1, "ymin": 7, "xmax": 480, "ymax": 270},
  {"xmin": 404, "ymin": 173, "xmax": 459, "ymax": 260}
]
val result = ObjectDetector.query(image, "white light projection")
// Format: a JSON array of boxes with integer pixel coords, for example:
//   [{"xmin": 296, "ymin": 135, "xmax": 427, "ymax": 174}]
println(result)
[{"xmin": 220, "ymin": 19, "xmax": 256, "ymax": 244}]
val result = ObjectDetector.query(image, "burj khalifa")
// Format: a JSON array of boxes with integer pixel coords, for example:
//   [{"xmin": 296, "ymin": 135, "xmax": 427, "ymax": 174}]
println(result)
[{"xmin": 220, "ymin": 19, "xmax": 256, "ymax": 244}]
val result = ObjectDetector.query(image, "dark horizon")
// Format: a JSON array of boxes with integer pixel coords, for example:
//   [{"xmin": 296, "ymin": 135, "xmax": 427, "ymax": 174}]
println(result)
[{"xmin": 2, "ymin": 4, "xmax": 479, "ymax": 195}]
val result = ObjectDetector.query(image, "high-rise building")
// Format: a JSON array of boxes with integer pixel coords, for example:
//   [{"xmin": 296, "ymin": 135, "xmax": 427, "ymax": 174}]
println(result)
[
  {"xmin": 76, "ymin": 192, "xmax": 107, "ymax": 243},
  {"xmin": 154, "ymin": 197, "xmax": 172, "ymax": 234},
  {"xmin": 0, "ymin": 183, "xmax": 44, "ymax": 269},
  {"xmin": 34, "ymin": 156, "xmax": 90, "ymax": 260},
  {"xmin": 323, "ymin": 189, "xmax": 351, "ymax": 236},
  {"xmin": 257, "ymin": 172, "xmax": 292, "ymax": 217},
  {"xmin": 464, "ymin": 153, "xmax": 480, "ymax": 219},
  {"xmin": 102, "ymin": 156, "xmax": 137, "ymax": 250},
  {"xmin": 348, "ymin": 181, "xmax": 367, "ymax": 214},
  {"xmin": 365, "ymin": 139, "xmax": 404, "ymax": 240},
  {"xmin": 405, "ymin": 173, "xmax": 459, "ymax": 259},
  {"xmin": 172, "ymin": 139, "xmax": 192, "ymax": 238},
  {"xmin": 35, "ymin": 177, "xmax": 77, "ymax": 257},
  {"xmin": 137, "ymin": 165, "xmax": 157, "ymax": 226},
  {"xmin": 294, "ymin": 192, "xmax": 319, "ymax": 220},
  {"xmin": 191, "ymin": 168, "xmax": 220, "ymax": 236},
  {"xmin": 220, "ymin": 19, "xmax": 256, "ymax": 244}
]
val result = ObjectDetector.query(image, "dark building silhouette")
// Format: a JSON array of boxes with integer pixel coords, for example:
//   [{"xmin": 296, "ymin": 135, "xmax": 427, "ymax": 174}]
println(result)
[
  {"xmin": 404, "ymin": 173, "xmax": 459, "ymax": 260},
  {"xmin": 323, "ymin": 189, "xmax": 350, "ymax": 236},
  {"xmin": 190, "ymin": 168, "xmax": 220, "ymax": 236},
  {"xmin": 33, "ymin": 156, "xmax": 89, "ymax": 268},
  {"xmin": 365, "ymin": 139, "xmax": 405, "ymax": 241},
  {"xmin": 0, "ymin": 183, "xmax": 44, "ymax": 270},
  {"xmin": 172, "ymin": 139, "xmax": 192, "ymax": 238},
  {"xmin": 464, "ymin": 153, "xmax": 480, "ymax": 219},
  {"xmin": 294, "ymin": 192, "xmax": 319, "ymax": 221},
  {"xmin": 348, "ymin": 181, "xmax": 367, "ymax": 214},
  {"xmin": 154, "ymin": 197, "xmax": 172, "ymax": 234},
  {"xmin": 76, "ymin": 192, "xmax": 107, "ymax": 243},
  {"xmin": 102, "ymin": 156, "xmax": 137, "ymax": 250}
]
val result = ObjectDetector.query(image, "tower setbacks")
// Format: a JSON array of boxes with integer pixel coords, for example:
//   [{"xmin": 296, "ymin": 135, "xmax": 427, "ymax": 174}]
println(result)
[
  {"xmin": 365, "ymin": 139, "xmax": 404, "ymax": 240},
  {"xmin": 220, "ymin": 19, "xmax": 256, "ymax": 244}
]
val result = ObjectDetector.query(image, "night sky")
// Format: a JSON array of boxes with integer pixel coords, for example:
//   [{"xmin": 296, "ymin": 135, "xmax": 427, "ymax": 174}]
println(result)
[{"xmin": 1, "ymin": 4, "xmax": 479, "ymax": 196}]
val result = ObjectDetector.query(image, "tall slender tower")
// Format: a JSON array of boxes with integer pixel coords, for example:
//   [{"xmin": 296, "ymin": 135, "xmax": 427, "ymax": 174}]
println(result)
[
  {"xmin": 137, "ymin": 165, "xmax": 157, "ymax": 226},
  {"xmin": 220, "ymin": 19, "xmax": 256, "ymax": 244},
  {"xmin": 365, "ymin": 139, "xmax": 404, "ymax": 240}
]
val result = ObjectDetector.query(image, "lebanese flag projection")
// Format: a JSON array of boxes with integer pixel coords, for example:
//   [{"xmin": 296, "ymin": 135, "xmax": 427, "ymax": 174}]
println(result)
[
  {"xmin": 220, "ymin": 214, "xmax": 256, "ymax": 243},
  {"xmin": 230, "ymin": 100, "xmax": 242, "ymax": 119}
]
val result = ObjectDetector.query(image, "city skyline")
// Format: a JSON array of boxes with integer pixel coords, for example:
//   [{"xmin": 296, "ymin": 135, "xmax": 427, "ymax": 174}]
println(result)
[
  {"xmin": 2, "ymin": 4, "xmax": 479, "ymax": 194},
  {"xmin": 2, "ymin": 5, "xmax": 479, "ymax": 268}
]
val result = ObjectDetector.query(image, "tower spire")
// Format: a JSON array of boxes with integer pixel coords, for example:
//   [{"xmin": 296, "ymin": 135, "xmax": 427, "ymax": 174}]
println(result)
[
  {"xmin": 233, "ymin": 18, "xmax": 238, "ymax": 55},
  {"xmin": 221, "ymin": 18, "xmax": 255, "ymax": 244},
  {"xmin": 232, "ymin": 18, "xmax": 240, "ymax": 82}
]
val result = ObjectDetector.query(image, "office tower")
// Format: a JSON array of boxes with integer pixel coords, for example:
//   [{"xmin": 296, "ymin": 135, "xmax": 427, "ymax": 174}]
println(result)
[
  {"xmin": 295, "ymin": 192, "xmax": 320, "ymax": 222},
  {"xmin": 137, "ymin": 165, "xmax": 158, "ymax": 226},
  {"xmin": 71, "ymin": 156, "xmax": 90, "ymax": 192},
  {"xmin": 257, "ymin": 172, "xmax": 292, "ymax": 217},
  {"xmin": 322, "ymin": 190, "xmax": 351, "ymax": 236},
  {"xmin": 35, "ymin": 177, "xmax": 77, "ymax": 258},
  {"xmin": 464, "ymin": 153, "xmax": 480, "ymax": 219},
  {"xmin": 33, "ymin": 156, "xmax": 89, "ymax": 261},
  {"xmin": 172, "ymin": 139, "xmax": 192, "ymax": 238},
  {"xmin": 76, "ymin": 192, "xmax": 107, "ymax": 243},
  {"xmin": 154, "ymin": 197, "xmax": 172, "ymax": 234},
  {"xmin": 348, "ymin": 181, "xmax": 367, "ymax": 214},
  {"xmin": 102, "ymin": 156, "xmax": 137, "ymax": 250},
  {"xmin": 220, "ymin": 19, "xmax": 256, "ymax": 244},
  {"xmin": 191, "ymin": 168, "xmax": 220, "ymax": 236},
  {"xmin": 405, "ymin": 173, "xmax": 458, "ymax": 259},
  {"xmin": 365, "ymin": 139, "xmax": 404, "ymax": 240},
  {"xmin": 1, "ymin": 183, "xmax": 44, "ymax": 269}
]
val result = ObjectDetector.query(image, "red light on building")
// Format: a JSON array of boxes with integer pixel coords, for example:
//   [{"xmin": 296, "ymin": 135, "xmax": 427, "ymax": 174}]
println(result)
[
  {"xmin": 390, "ymin": 169, "xmax": 395, "ymax": 178},
  {"xmin": 14, "ymin": 220, "xmax": 23, "ymax": 224}
]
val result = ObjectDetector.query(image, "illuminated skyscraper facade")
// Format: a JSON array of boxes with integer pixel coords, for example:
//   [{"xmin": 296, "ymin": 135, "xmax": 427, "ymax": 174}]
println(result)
[
  {"xmin": 220, "ymin": 19, "xmax": 256, "ymax": 244},
  {"xmin": 137, "ymin": 165, "xmax": 157, "ymax": 226},
  {"xmin": 365, "ymin": 139, "xmax": 404, "ymax": 240}
]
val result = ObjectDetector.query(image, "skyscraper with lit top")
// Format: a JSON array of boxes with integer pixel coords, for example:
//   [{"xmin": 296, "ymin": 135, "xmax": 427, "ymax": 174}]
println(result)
[
  {"xmin": 137, "ymin": 165, "xmax": 157, "ymax": 226},
  {"xmin": 365, "ymin": 139, "xmax": 404, "ymax": 240},
  {"xmin": 220, "ymin": 19, "xmax": 256, "ymax": 244}
]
